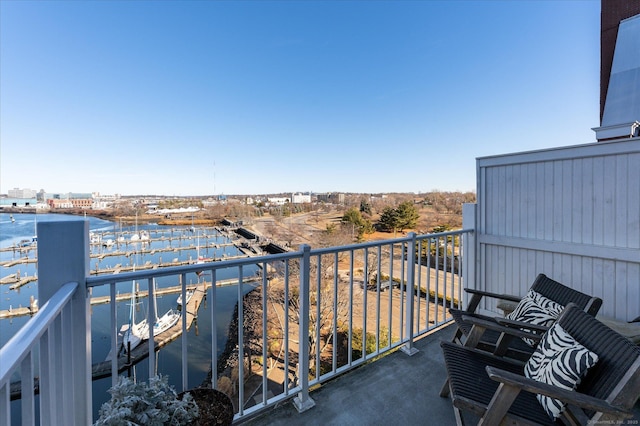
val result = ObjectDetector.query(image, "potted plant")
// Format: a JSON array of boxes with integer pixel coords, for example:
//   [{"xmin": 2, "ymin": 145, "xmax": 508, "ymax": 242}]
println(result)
[
  {"xmin": 95, "ymin": 375, "xmax": 198, "ymax": 425},
  {"xmin": 95, "ymin": 375, "xmax": 233, "ymax": 426}
]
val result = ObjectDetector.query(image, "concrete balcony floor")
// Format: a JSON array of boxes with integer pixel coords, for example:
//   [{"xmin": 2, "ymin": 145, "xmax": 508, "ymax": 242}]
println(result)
[
  {"xmin": 241, "ymin": 324, "xmax": 462, "ymax": 425},
  {"xmin": 241, "ymin": 324, "xmax": 640, "ymax": 426}
]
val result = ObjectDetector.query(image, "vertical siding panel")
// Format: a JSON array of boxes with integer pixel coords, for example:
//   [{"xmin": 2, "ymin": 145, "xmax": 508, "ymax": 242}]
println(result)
[
  {"xmin": 544, "ymin": 251, "xmax": 554, "ymax": 278},
  {"xmin": 518, "ymin": 249, "xmax": 527, "ymax": 293},
  {"xmin": 490, "ymin": 168, "xmax": 500, "ymax": 236},
  {"xmin": 629, "ymin": 153, "xmax": 640, "ymax": 249},
  {"xmin": 527, "ymin": 249, "xmax": 536, "ymax": 288},
  {"xmin": 562, "ymin": 160, "xmax": 573, "ymax": 243},
  {"xmin": 627, "ymin": 153, "xmax": 640, "ymax": 250},
  {"xmin": 536, "ymin": 162, "xmax": 546, "ymax": 240},
  {"xmin": 553, "ymin": 161, "xmax": 564, "ymax": 242},
  {"xmin": 527, "ymin": 163, "xmax": 536, "ymax": 239},
  {"xmin": 603, "ymin": 156, "xmax": 616, "ymax": 247},
  {"xmin": 572, "ymin": 159, "xmax": 583, "ymax": 244},
  {"xmin": 572, "ymin": 255, "xmax": 583, "ymax": 291},
  {"xmin": 505, "ymin": 243, "xmax": 514, "ymax": 294},
  {"xmin": 615, "ymin": 262, "xmax": 628, "ymax": 320},
  {"xmin": 544, "ymin": 161, "xmax": 555, "ymax": 241},
  {"xmin": 615, "ymin": 154, "xmax": 628, "ymax": 249},
  {"xmin": 592, "ymin": 258, "xmax": 605, "ymax": 306},
  {"xmin": 582, "ymin": 157, "xmax": 594, "ymax": 246},
  {"xmin": 602, "ymin": 260, "xmax": 616, "ymax": 317},
  {"xmin": 535, "ymin": 251, "xmax": 545, "ymax": 283},
  {"xmin": 508, "ymin": 164, "xmax": 516, "ymax": 238},
  {"xmin": 519, "ymin": 164, "xmax": 527, "ymax": 238},
  {"xmin": 479, "ymin": 164, "xmax": 487, "ymax": 236},
  {"xmin": 581, "ymin": 256, "xmax": 594, "ymax": 298},
  {"xmin": 593, "ymin": 156, "xmax": 605, "ymax": 246},
  {"xmin": 627, "ymin": 262, "xmax": 640, "ymax": 321},
  {"xmin": 493, "ymin": 167, "xmax": 508, "ymax": 235}
]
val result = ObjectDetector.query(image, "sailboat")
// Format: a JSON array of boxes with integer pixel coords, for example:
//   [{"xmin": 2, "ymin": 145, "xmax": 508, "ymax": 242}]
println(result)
[
  {"xmin": 144, "ymin": 278, "xmax": 180, "ymax": 334},
  {"xmin": 122, "ymin": 279, "xmax": 145, "ymax": 353},
  {"xmin": 176, "ymin": 290, "xmax": 194, "ymax": 307},
  {"xmin": 130, "ymin": 211, "xmax": 140, "ymax": 241},
  {"xmin": 122, "ymin": 279, "xmax": 180, "ymax": 353}
]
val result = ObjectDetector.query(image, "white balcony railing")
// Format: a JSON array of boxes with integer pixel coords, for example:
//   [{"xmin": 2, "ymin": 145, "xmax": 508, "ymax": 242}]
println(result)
[{"xmin": 0, "ymin": 220, "xmax": 473, "ymax": 425}]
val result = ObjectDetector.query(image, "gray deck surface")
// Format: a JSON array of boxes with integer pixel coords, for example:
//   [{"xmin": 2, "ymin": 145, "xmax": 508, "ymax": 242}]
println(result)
[{"xmin": 239, "ymin": 323, "xmax": 640, "ymax": 426}]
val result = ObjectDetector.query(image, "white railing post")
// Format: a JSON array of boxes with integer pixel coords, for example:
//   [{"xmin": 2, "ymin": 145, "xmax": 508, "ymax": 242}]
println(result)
[
  {"xmin": 37, "ymin": 220, "xmax": 91, "ymax": 425},
  {"xmin": 462, "ymin": 204, "xmax": 477, "ymax": 307},
  {"xmin": 293, "ymin": 244, "xmax": 315, "ymax": 413},
  {"xmin": 402, "ymin": 232, "xmax": 419, "ymax": 356}
]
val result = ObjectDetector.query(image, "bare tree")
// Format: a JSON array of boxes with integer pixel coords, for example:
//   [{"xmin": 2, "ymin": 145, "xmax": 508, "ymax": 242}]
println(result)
[{"xmin": 268, "ymin": 268, "xmax": 350, "ymax": 373}]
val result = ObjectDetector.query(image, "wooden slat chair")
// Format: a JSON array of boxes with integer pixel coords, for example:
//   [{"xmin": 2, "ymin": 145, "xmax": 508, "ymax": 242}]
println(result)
[
  {"xmin": 449, "ymin": 273, "xmax": 602, "ymax": 361},
  {"xmin": 440, "ymin": 304, "xmax": 640, "ymax": 425}
]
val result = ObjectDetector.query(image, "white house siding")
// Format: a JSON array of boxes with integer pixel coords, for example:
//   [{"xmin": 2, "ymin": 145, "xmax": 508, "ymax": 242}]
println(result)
[{"xmin": 475, "ymin": 138, "xmax": 640, "ymax": 321}]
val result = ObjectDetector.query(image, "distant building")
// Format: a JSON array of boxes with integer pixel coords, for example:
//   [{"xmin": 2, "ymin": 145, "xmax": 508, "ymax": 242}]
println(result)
[
  {"xmin": 267, "ymin": 197, "xmax": 289, "ymax": 206},
  {"xmin": 8, "ymin": 188, "xmax": 37, "ymax": 199},
  {"xmin": 316, "ymin": 193, "xmax": 345, "ymax": 204},
  {"xmin": 42, "ymin": 192, "xmax": 93, "ymax": 209},
  {"xmin": 0, "ymin": 198, "xmax": 38, "ymax": 208},
  {"xmin": 48, "ymin": 199, "xmax": 73, "ymax": 209},
  {"xmin": 291, "ymin": 192, "xmax": 311, "ymax": 204},
  {"xmin": 70, "ymin": 199, "xmax": 93, "ymax": 209}
]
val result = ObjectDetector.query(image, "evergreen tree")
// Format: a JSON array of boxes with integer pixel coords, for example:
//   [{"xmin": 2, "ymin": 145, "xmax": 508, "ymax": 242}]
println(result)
[
  {"xmin": 396, "ymin": 201, "xmax": 419, "ymax": 232},
  {"xmin": 378, "ymin": 206, "xmax": 400, "ymax": 233},
  {"xmin": 359, "ymin": 200, "xmax": 372, "ymax": 216},
  {"xmin": 341, "ymin": 208, "xmax": 374, "ymax": 240}
]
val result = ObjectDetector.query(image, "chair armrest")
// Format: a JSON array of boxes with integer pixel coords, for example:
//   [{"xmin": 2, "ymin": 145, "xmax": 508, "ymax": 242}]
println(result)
[
  {"xmin": 464, "ymin": 288, "xmax": 522, "ymax": 303},
  {"xmin": 463, "ymin": 289, "xmax": 521, "ymax": 314},
  {"xmin": 485, "ymin": 366, "xmax": 633, "ymax": 418},
  {"xmin": 461, "ymin": 315, "xmax": 543, "ymax": 357},
  {"xmin": 461, "ymin": 315, "xmax": 544, "ymax": 342},
  {"xmin": 495, "ymin": 317, "xmax": 550, "ymax": 333}
]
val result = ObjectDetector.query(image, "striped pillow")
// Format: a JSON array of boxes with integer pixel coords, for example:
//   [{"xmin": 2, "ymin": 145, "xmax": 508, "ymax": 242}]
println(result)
[
  {"xmin": 524, "ymin": 322, "xmax": 599, "ymax": 420},
  {"xmin": 506, "ymin": 290, "xmax": 564, "ymax": 346}
]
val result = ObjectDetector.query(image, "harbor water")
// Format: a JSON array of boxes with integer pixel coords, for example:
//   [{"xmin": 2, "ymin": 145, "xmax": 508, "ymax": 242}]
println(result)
[{"xmin": 0, "ymin": 212, "xmax": 257, "ymax": 421}]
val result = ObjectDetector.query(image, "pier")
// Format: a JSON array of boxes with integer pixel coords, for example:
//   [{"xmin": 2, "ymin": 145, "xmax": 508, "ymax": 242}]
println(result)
[
  {"xmin": 92, "ymin": 280, "xmax": 209, "ymax": 381},
  {"xmin": 0, "ymin": 276, "xmax": 261, "ymax": 320},
  {"xmin": 7, "ymin": 274, "xmax": 263, "ymax": 399}
]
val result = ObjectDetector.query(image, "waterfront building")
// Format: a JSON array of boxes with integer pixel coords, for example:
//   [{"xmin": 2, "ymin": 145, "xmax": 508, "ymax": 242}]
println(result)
[{"xmin": 0, "ymin": 197, "xmax": 39, "ymax": 208}]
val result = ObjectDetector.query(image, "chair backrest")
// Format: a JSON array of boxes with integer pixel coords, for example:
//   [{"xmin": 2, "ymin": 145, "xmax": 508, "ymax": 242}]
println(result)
[
  {"xmin": 558, "ymin": 304, "xmax": 640, "ymax": 413},
  {"xmin": 530, "ymin": 273, "xmax": 602, "ymax": 316}
]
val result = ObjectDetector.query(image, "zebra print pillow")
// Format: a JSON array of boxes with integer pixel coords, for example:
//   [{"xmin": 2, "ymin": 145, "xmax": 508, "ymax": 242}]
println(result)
[
  {"xmin": 506, "ymin": 290, "xmax": 565, "ymax": 346},
  {"xmin": 524, "ymin": 322, "xmax": 599, "ymax": 420}
]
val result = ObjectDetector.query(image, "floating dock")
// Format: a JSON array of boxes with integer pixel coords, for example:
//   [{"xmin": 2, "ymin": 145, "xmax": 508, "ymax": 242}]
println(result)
[{"xmin": 0, "ymin": 277, "xmax": 260, "ymax": 320}]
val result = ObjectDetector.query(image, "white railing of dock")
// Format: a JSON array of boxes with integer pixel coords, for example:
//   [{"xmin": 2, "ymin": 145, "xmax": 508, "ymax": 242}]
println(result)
[{"xmin": 1, "ymin": 219, "xmax": 474, "ymax": 424}]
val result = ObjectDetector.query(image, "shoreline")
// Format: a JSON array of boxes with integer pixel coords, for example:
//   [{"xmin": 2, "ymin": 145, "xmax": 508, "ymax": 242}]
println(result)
[{"xmin": 1, "ymin": 208, "xmax": 220, "ymax": 227}]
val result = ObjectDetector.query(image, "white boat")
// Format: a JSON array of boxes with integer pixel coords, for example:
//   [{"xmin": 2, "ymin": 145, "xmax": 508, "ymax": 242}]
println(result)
[
  {"xmin": 177, "ymin": 290, "xmax": 194, "ymax": 306},
  {"xmin": 130, "ymin": 212, "xmax": 141, "ymax": 241},
  {"xmin": 122, "ymin": 279, "xmax": 180, "ymax": 353},
  {"xmin": 122, "ymin": 280, "xmax": 145, "ymax": 353}
]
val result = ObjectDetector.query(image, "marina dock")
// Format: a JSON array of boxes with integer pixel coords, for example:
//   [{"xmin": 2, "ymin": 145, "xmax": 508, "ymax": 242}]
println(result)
[
  {"xmin": 92, "ymin": 280, "xmax": 209, "ymax": 381},
  {"xmin": 0, "ymin": 276, "xmax": 261, "ymax": 320},
  {"xmin": 7, "ymin": 273, "xmax": 263, "ymax": 399}
]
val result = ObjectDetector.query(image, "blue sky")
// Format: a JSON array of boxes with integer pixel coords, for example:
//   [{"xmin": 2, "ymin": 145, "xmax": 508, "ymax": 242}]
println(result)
[{"xmin": 1, "ymin": 1, "xmax": 600, "ymax": 196}]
